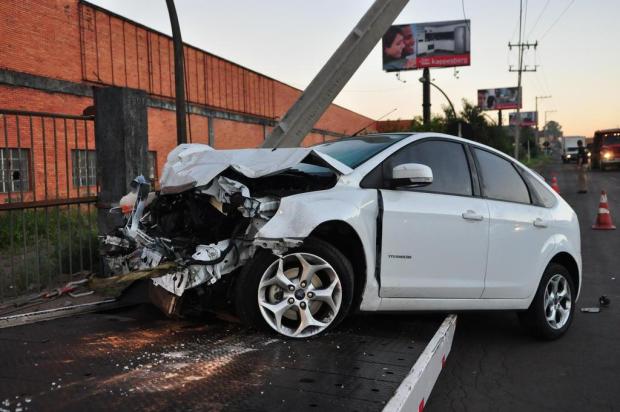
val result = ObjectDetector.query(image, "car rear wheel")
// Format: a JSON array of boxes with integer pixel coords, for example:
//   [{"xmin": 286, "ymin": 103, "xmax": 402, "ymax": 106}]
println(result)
[
  {"xmin": 519, "ymin": 263, "xmax": 575, "ymax": 340},
  {"xmin": 235, "ymin": 238, "xmax": 354, "ymax": 338}
]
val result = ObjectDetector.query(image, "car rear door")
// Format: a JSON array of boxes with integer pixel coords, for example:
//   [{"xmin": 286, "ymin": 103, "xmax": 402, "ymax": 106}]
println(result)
[
  {"xmin": 471, "ymin": 147, "xmax": 554, "ymax": 299},
  {"xmin": 369, "ymin": 138, "xmax": 489, "ymax": 299}
]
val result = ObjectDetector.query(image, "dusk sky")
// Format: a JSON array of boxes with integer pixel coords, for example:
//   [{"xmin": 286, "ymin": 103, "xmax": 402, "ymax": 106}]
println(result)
[{"xmin": 90, "ymin": 0, "xmax": 620, "ymax": 137}]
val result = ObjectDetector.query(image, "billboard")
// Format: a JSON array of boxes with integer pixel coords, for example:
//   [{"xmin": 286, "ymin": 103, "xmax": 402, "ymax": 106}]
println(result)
[
  {"xmin": 477, "ymin": 87, "xmax": 521, "ymax": 110},
  {"xmin": 509, "ymin": 111, "xmax": 537, "ymax": 127},
  {"xmin": 382, "ymin": 20, "xmax": 471, "ymax": 72}
]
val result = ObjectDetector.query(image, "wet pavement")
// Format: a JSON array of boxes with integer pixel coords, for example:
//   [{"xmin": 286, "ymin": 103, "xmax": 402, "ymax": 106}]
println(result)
[
  {"xmin": 428, "ymin": 158, "xmax": 620, "ymax": 411},
  {"xmin": 0, "ymin": 305, "xmax": 441, "ymax": 412}
]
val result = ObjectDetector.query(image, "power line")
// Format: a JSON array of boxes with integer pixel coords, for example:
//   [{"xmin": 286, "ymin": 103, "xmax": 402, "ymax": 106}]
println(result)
[
  {"xmin": 540, "ymin": 0, "xmax": 576, "ymax": 40},
  {"xmin": 527, "ymin": 0, "xmax": 550, "ymax": 38}
]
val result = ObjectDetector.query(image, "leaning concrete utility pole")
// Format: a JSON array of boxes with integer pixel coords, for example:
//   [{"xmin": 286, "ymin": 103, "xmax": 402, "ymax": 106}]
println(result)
[
  {"xmin": 262, "ymin": 0, "xmax": 409, "ymax": 148},
  {"xmin": 166, "ymin": 0, "xmax": 187, "ymax": 145}
]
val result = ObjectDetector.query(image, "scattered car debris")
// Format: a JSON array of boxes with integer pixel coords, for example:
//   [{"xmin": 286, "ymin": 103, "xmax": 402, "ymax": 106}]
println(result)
[
  {"xmin": 599, "ymin": 295, "xmax": 611, "ymax": 307},
  {"xmin": 580, "ymin": 295, "xmax": 611, "ymax": 313}
]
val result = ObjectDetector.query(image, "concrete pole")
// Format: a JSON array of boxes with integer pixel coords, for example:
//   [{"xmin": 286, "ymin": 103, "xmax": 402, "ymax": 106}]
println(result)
[{"xmin": 94, "ymin": 87, "xmax": 148, "ymax": 236}]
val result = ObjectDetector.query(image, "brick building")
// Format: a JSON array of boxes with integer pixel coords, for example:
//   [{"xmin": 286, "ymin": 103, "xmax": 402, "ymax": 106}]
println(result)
[{"xmin": 0, "ymin": 0, "xmax": 375, "ymax": 202}]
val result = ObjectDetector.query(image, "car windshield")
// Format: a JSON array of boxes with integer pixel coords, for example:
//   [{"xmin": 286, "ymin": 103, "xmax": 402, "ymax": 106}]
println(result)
[
  {"xmin": 567, "ymin": 147, "xmax": 578, "ymax": 152},
  {"xmin": 313, "ymin": 134, "xmax": 409, "ymax": 168},
  {"xmin": 603, "ymin": 135, "xmax": 620, "ymax": 145}
]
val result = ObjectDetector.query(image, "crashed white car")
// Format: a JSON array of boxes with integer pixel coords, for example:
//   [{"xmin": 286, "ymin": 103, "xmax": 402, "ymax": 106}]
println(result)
[{"xmin": 102, "ymin": 133, "xmax": 581, "ymax": 340}]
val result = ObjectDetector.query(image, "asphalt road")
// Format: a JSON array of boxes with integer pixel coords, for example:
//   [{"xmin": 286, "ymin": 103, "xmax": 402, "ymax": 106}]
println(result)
[{"xmin": 428, "ymin": 158, "xmax": 620, "ymax": 412}]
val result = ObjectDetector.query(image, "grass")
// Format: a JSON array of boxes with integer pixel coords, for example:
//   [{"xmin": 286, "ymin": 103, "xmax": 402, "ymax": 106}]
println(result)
[
  {"xmin": 520, "ymin": 154, "xmax": 552, "ymax": 171},
  {"xmin": 0, "ymin": 206, "xmax": 99, "ymax": 301}
]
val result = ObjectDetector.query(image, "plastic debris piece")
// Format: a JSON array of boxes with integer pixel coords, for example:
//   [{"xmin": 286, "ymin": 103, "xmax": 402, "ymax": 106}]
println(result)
[{"xmin": 580, "ymin": 307, "xmax": 601, "ymax": 313}]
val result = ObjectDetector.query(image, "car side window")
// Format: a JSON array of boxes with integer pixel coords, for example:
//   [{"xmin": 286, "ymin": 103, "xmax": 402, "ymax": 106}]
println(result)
[
  {"xmin": 384, "ymin": 140, "xmax": 473, "ymax": 196},
  {"xmin": 522, "ymin": 171, "xmax": 557, "ymax": 208},
  {"xmin": 474, "ymin": 148, "xmax": 531, "ymax": 204}
]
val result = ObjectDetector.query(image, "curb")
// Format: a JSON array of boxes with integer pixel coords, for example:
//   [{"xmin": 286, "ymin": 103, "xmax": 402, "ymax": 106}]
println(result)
[{"xmin": 383, "ymin": 314, "xmax": 458, "ymax": 412}]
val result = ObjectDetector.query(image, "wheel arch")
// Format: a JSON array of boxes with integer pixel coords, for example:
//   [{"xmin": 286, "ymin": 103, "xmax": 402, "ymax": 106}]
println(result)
[
  {"xmin": 309, "ymin": 220, "xmax": 367, "ymax": 312},
  {"xmin": 549, "ymin": 251, "xmax": 580, "ymax": 297}
]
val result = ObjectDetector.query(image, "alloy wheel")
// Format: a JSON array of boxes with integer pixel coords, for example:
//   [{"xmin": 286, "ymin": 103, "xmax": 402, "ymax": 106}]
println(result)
[
  {"xmin": 543, "ymin": 274, "xmax": 572, "ymax": 330},
  {"xmin": 257, "ymin": 252, "xmax": 342, "ymax": 338}
]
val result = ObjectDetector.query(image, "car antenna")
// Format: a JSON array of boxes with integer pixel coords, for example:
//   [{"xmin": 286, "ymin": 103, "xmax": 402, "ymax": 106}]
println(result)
[{"xmin": 351, "ymin": 108, "xmax": 397, "ymax": 137}]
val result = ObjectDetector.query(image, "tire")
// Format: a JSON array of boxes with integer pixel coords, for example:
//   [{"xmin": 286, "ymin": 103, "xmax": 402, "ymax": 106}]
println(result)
[
  {"xmin": 518, "ymin": 263, "xmax": 575, "ymax": 340},
  {"xmin": 235, "ymin": 238, "xmax": 354, "ymax": 338}
]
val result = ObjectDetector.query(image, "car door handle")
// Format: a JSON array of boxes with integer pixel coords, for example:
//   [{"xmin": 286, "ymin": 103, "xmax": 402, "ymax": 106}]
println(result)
[
  {"xmin": 462, "ymin": 210, "xmax": 484, "ymax": 221},
  {"xmin": 533, "ymin": 218, "xmax": 548, "ymax": 228}
]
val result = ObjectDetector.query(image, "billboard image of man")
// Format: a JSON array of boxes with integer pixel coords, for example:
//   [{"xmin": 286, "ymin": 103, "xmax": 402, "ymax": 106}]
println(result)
[{"xmin": 382, "ymin": 20, "xmax": 470, "ymax": 72}]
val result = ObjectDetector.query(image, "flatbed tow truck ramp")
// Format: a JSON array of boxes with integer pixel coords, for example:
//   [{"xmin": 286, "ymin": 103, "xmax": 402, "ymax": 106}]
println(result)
[{"xmin": 0, "ymin": 305, "xmax": 456, "ymax": 412}]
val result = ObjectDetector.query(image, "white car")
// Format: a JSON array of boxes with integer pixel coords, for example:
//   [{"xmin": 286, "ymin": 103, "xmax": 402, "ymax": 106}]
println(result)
[{"xmin": 103, "ymin": 133, "xmax": 581, "ymax": 340}]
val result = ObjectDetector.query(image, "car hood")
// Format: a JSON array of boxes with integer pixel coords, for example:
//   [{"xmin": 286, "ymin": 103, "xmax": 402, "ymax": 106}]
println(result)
[{"xmin": 159, "ymin": 144, "xmax": 352, "ymax": 193}]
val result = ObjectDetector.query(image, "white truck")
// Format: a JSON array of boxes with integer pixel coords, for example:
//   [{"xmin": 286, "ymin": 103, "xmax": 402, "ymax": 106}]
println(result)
[{"xmin": 562, "ymin": 136, "xmax": 586, "ymax": 163}]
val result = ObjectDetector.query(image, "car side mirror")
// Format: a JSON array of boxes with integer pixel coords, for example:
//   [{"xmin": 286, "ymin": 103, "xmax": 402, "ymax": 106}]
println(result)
[{"xmin": 390, "ymin": 163, "xmax": 433, "ymax": 188}]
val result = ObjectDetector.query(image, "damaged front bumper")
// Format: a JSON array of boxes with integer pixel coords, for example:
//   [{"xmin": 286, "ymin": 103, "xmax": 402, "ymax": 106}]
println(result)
[{"xmin": 99, "ymin": 145, "xmax": 344, "ymax": 316}]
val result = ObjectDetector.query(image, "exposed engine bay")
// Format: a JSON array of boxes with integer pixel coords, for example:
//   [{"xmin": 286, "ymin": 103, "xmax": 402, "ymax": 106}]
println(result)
[{"xmin": 99, "ymin": 144, "xmax": 345, "ymax": 315}]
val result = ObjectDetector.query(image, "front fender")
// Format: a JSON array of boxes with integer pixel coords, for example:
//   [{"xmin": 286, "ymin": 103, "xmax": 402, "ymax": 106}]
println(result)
[{"xmin": 256, "ymin": 187, "xmax": 383, "ymax": 310}]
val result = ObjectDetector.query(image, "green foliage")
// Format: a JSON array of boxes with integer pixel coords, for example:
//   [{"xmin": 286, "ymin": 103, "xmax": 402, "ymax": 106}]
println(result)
[
  {"xmin": 543, "ymin": 120, "xmax": 563, "ymax": 138},
  {"xmin": 0, "ymin": 207, "xmax": 99, "ymax": 299}
]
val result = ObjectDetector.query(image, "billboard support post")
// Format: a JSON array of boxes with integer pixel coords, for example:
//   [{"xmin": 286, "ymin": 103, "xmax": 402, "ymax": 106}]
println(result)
[{"xmin": 422, "ymin": 68, "xmax": 431, "ymax": 126}]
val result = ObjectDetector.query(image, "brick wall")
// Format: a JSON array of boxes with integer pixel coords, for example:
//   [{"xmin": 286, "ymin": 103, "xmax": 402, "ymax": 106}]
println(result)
[{"xmin": 0, "ymin": 0, "xmax": 375, "ymax": 202}]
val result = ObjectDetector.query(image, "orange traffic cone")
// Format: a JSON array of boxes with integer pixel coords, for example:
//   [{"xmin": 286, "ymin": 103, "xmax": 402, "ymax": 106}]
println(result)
[
  {"xmin": 550, "ymin": 176, "xmax": 560, "ymax": 193},
  {"xmin": 592, "ymin": 191, "xmax": 616, "ymax": 230}
]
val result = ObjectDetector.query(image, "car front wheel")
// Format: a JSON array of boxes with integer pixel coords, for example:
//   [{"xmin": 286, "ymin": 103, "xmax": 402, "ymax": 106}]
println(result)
[
  {"xmin": 519, "ymin": 263, "xmax": 575, "ymax": 340},
  {"xmin": 235, "ymin": 238, "xmax": 354, "ymax": 338}
]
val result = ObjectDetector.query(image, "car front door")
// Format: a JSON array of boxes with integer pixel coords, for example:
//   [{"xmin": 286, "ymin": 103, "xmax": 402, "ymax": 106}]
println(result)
[
  {"xmin": 368, "ymin": 139, "xmax": 489, "ymax": 299},
  {"xmin": 471, "ymin": 148, "xmax": 554, "ymax": 299}
]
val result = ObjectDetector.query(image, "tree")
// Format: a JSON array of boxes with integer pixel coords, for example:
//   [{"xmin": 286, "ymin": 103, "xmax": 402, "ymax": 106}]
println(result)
[{"xmin": 543, "ymin": 120, "xmax": 563, "ymax": 138}]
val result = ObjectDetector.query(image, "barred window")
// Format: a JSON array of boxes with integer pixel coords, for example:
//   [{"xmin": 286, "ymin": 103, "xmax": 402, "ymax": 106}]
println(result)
[
  {"xmin": 0, "ymin": 148, "xmax": 30, "ymax": 193},
  {"xmin": 72, "ymin": 150, "xmax": 97, "ymax": 187}
]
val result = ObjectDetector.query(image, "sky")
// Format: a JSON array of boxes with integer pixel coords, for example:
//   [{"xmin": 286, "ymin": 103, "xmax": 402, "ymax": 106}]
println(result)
[{"xmin": 89, "ymin": 0, "xmax": 620, "ymax": 137}]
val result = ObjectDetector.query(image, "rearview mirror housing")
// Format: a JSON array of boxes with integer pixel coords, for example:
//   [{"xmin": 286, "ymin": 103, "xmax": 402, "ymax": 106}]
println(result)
[{"xmin": 390, "ymin": 163, "xmax": 433, "ymax": 188}]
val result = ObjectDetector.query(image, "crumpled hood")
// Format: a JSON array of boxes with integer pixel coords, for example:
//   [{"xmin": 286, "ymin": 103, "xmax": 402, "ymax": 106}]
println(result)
[{"xmin": 159, "ymin": 144, "xmax": 352, "ymax": 193}]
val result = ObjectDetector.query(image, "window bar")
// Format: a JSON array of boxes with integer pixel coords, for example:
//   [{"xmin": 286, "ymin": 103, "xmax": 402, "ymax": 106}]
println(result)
[
  {"xmin": 63, "ymin": 119, "xmax": 73, "ymax": 279},
  {"xmin": 3, "ymin": 116, "xmax": 15, "ymax": 297},
  {"xmin": 16, "ymin": 116, "xmax": 29, "ymax": 290},
  {"xmin": 84, "ymin": 122, "xmax": 93, "ymax": 272},
  {"xmin": 41, "ymin": 117, "xmax": 51, "ymax": 286},
  {"xmin": 29, "ymin": 116, "xmax": 41, "ymax": 289},
  {"xmin": 53, "ymin": 119, "xmax": 62, "ymax": 280},
  {"xmin": 74, "ymin": 120, "xmax": 84, "ymax": 274}
]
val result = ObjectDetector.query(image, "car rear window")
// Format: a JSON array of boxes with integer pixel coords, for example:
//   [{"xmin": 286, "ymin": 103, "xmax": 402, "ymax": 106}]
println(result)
[
  {"xmin": 522, "ymin": 171, "xmax": 557, "ymax": 208},
  {"xmin": 474, "ymin": 148, "xmax": 531, "ymax": 204}
]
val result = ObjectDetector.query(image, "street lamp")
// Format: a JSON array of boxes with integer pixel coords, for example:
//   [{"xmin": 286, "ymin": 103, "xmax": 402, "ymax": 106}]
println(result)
[{"xmin": 418, "ymin": 76, "xmax": 461, "ymax": 136}]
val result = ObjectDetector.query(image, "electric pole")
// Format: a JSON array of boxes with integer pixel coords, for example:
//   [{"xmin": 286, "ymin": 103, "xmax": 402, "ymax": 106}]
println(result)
[
  {"xmin": 534, "ymin": 95, "xmax": 551, "ymax": 156},
  {"xmin": 508, "ymin": 0, "xmax": 538, "ymax": 159}
]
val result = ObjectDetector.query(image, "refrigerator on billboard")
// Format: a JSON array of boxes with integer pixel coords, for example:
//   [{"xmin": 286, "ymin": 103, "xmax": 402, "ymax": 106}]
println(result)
[{"xmin": 382, "ymin": 20, "xmax": 471, "ymax": 72}]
